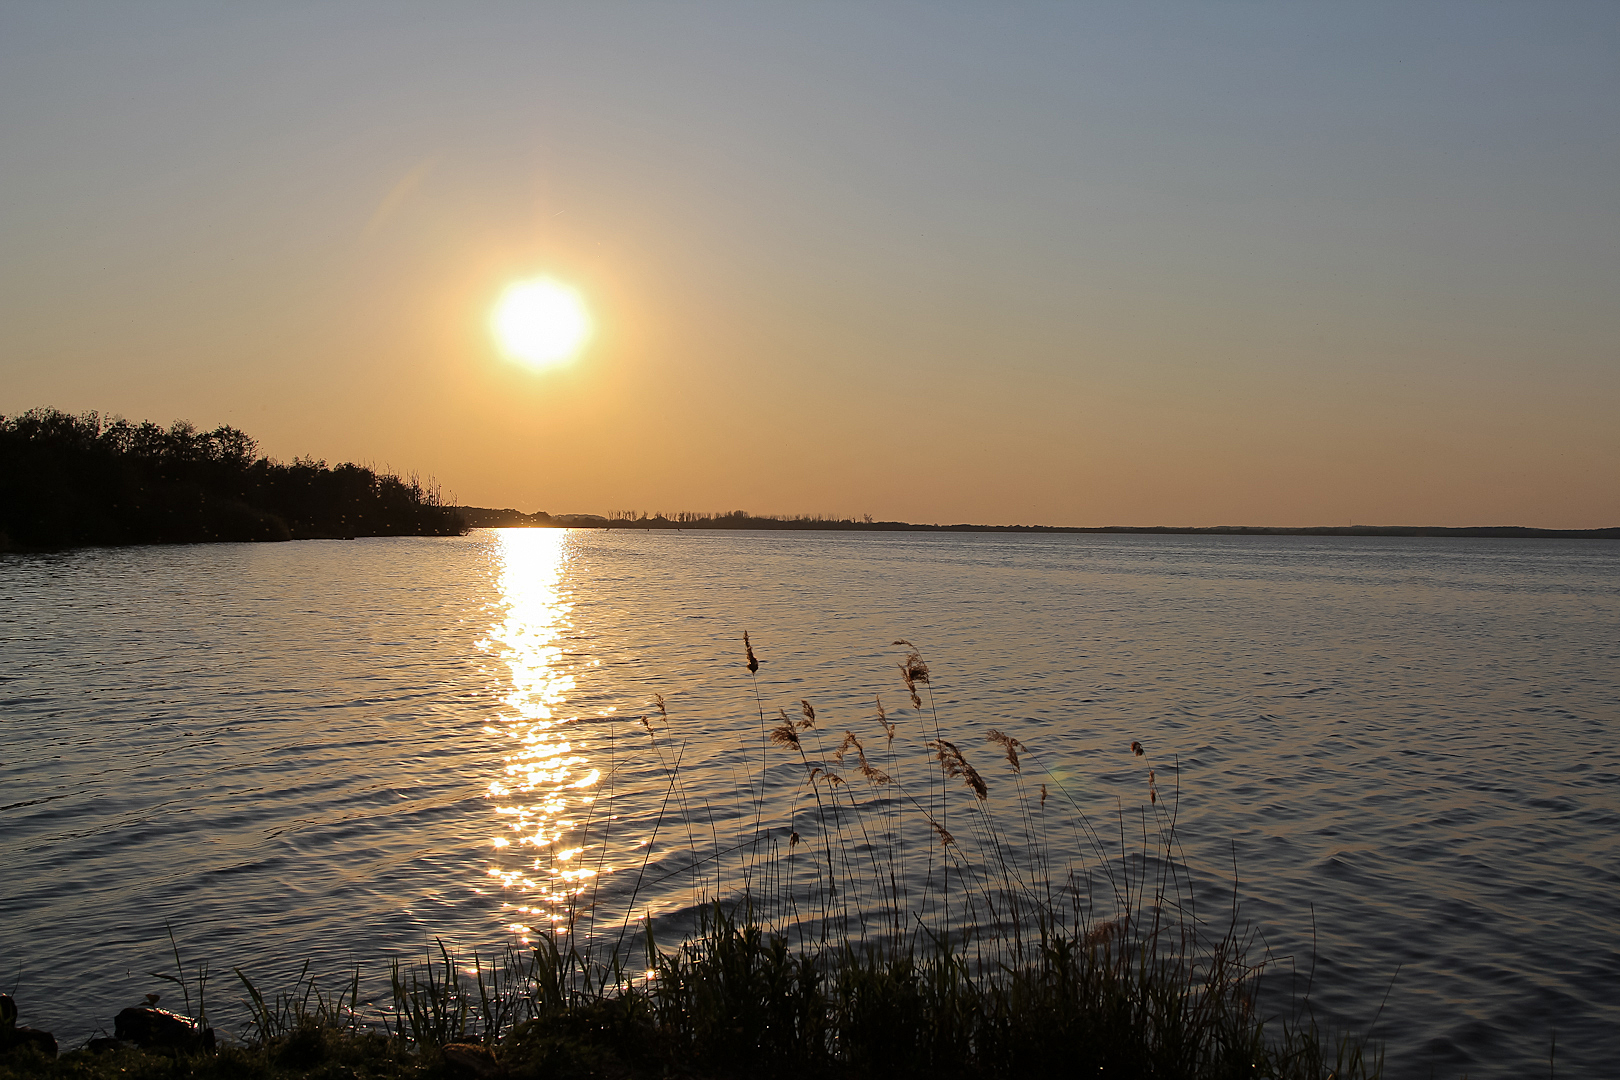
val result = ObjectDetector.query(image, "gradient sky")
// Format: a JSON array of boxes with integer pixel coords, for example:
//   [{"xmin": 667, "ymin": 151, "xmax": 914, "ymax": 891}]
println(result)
[{"xmin": 3, "ymin": 2, "xmax": 1617, "ymax": 527}]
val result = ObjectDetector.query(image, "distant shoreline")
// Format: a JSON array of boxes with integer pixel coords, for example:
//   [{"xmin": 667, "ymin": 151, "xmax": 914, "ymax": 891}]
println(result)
[{"xmin": 457, "ymin": 508, "xmax": 1620, "ymax": 541}]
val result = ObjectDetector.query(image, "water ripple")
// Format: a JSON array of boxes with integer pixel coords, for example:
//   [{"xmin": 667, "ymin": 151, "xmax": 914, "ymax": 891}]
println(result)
[{"xmin": 1, "ymin": 532, "xmax": 1616, "ymax": 1077}]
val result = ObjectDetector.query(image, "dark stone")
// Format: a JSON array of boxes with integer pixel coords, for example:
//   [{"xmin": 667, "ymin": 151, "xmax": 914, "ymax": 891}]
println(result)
[
  {"xmin": 1, "ymin": 1027, "xmax": 58, "ymax": 1058},
  {"xmin": 0, "ymin": 993, "xmax": 57, "ymax": 1058},
  {"xmin": 441, "ymin": 1042, "xmax": 502, "ymax": 1078},
  {"xmin": 113, "ymin": 1006, "xmax": 216, "ymax": 1052}
]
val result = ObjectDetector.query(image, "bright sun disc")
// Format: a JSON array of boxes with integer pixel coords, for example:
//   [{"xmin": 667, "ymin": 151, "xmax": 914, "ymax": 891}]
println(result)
[{"xmin": 492, "ymin": 278, "xmax": 591, "ymax": 368}]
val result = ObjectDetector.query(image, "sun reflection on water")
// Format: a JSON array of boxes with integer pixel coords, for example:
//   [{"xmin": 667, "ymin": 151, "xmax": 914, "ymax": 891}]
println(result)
[{"xmin": 481, "ymin": 529, "xmax": 602, "ymax": 942}]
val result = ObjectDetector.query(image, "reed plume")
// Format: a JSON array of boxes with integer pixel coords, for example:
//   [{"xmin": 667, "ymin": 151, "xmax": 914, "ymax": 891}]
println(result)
[
  {"xmin": 928, "ymin": 738, "xmax": 988, "ymax": 800},
  {"xmin": 835, "ymin": 729, "xmax": 891, "ymax": 784},
  {"xmin": 874, "ymin": 696, "xmax": 896, "ymax": 744},
  {"xmin": 895, "ymin": 642, "xmax": 929, "ymax": 709},
  {"xmin": 986, "ymin": 729, "xmax": 1024, "ymax": 774}
]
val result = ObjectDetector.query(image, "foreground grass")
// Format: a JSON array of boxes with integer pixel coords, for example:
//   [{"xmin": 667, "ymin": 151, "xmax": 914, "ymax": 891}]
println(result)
[
  {"xmin": 1, "ymin": 1036, "xmax": 421, "ymax": 1080},
  {"xmin": 2, "ymin": 905, "xmax": 1378, "ymax": 1080},
  {"xmin": 5, "ymin": 640, "xmax": 1382, "ymax": 1079}
]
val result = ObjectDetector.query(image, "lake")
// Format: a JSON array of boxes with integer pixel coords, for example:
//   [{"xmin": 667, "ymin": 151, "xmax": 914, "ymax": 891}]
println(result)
[{"xmin": 2, "ymin": 529, "xmax": 1616, "ymax": 1077}]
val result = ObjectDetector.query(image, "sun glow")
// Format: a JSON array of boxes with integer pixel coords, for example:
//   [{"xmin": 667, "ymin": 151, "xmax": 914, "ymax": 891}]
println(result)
[{"xmin": 491, "ymin": 278, "xmax": 591, "ymax": 368}]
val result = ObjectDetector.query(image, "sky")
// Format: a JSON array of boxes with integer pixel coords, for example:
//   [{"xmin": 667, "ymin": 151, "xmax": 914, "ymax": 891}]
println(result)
[{"xmin": 2, "ymin": 2, "xmax": 1617, "ymax": 528}]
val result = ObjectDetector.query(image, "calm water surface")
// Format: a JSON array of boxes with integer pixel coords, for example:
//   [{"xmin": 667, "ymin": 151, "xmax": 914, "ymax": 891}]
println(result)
[{"xmin": 2, "ymin": 530, "xmax": 1616, "ymax": 1078}]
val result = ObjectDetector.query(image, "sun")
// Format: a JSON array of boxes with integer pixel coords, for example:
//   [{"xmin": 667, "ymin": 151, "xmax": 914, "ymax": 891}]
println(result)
[{"xmin": 491, "ymin": 278, "xmax": 591, "ymax": 368}]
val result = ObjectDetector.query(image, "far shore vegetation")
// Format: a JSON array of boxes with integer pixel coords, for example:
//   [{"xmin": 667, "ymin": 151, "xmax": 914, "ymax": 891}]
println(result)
[
  {"xmin": 3, "ymin": 641, "xmax": 1389, "ymax": 1079},
  {"xmin": 462, "ymin": 507, "xmax": 1619, "ymax": 539},
  {"xmin": 0, "ymin": 408, "xmax": 464, "ymax": 552}
]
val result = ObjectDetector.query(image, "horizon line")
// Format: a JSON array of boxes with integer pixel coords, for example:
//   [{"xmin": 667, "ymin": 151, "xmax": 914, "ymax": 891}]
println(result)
[{"xmin": 455, "ymin": 507, "xmax": 1620, "ymax": 540}]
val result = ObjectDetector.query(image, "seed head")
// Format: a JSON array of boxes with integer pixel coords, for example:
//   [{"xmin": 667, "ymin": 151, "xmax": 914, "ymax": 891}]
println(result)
[
  {"xmin": 860, "ymin": 762, "xmax": 892, "ymax": 785},
  {"xmin": 986, "ymin": 730, "xmax": 1025, "ymax": 774},
  {"xmin": 897, "ymin": 649, "xmax": 930, "ymax": 709},
  {"xmin": 929, "ymin": 739, "xmax": 988, "ymax": 800},
  {"xmin": 902, "ymin": 655, "xmax": 930, "ymax": 685},
  {"xmin": 874, "ymin": 696, "xmax": 897, "ymax": 744}
]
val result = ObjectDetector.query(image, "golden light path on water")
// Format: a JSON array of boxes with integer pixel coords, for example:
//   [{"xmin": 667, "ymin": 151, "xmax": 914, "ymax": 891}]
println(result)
[{"xmin": 478, "ymin": 529, "xmax": 606, "ymax": 943}]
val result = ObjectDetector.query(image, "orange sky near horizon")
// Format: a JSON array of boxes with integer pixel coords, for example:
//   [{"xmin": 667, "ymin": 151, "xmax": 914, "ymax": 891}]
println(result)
[{"xmin": 2, "ymin": 4, "xmax": 1617, "ymax": 528}]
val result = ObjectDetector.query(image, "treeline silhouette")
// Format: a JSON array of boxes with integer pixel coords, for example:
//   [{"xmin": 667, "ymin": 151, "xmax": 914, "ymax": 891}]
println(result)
[
  {"xmin": 458, "ymin": 506, "xmax": 1620, "ymax": 539},
  {"xmin": 613, "ymin": 509, "xmax": 879, "ymax": 526},
  {"xmin": 456, "ymin": 508, "xmax": 894, "ymax": 530},
  {"xmin": 1, "ymin": 408, "xmax": 465, "ymax": 551}
]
